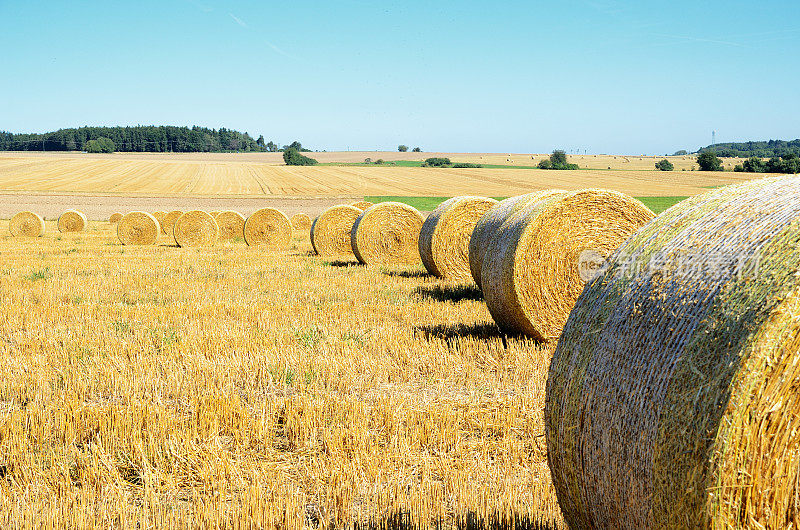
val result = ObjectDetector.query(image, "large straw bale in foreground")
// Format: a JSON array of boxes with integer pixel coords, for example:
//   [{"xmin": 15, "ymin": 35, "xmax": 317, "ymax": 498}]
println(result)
[
  {"xmin": 290, "ymin": 213, "xmax": 312, "ymax": 231},
  {"xmin": 546, "ymin": 175, "xmax": 800, "ymax": 529},
  {"xmin": 117, "ymin": 212, "xmax": 160, "ymax": 246},
  {"xmin": 215, "ymin": 211, "xmax": 246, "ymax": 242},
  {"xmin": 173, "ymin": 210, "xmax": 219, "ymax": 247},
  {"xmin": 109, "ymin": 213, "xmax": 123, "ymax": 223},
  {"xmin": 351, "ymin": 200, "xmax": 374, "ymax": 211},
  {"xmin": 57, "ymin": 210, "xmax": 88, "ymax": 233},
  {"xmin": 310, "ymin": 205, "xmax": 363, "ymax": 257},
  {"xmin": 469, "ymin": 190, "xmax": 563, "ymax": 288},
  {"xmin": 419, "ymin": 196, "xmax": 499, "ymax": 280},
  {"xmin": 482, "ymin": 189, "xmax": 653, "ymax": 340},
  {"xmin": 243, "ymin": 208, "xmax": 291, "ymax": 249},
  {"xmin": 351, "ymin": 202, "xmax": 425, "ymax": 265},
  {"xmin": 161, "ymin": 210, "xmax": 182, "ymax": 235},
  {"xmin": 9, "ymin": 211, "xmax": 45, "ymax": 237}
]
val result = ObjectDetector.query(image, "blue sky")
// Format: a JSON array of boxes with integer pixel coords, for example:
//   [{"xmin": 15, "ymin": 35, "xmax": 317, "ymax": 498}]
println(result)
[{"xmin": 1, "ymin": 1, "xmax": 798, "ymax": 154}]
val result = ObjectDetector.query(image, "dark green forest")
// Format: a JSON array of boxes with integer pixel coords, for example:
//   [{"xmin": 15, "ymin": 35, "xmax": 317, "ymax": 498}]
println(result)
[
  {"xmin": 0, "ymin": 126, "xmax": 281, "ymax": 153},
  {"xmin": 698, "ymin": 139, "xmax": 800, "ymax": 158}
]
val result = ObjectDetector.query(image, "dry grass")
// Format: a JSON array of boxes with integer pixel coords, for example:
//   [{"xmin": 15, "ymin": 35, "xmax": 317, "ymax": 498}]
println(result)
[
  {"xmin": 0, "ymin": 220, "xmax": 564, "ymax": 528},
  {"xmin": 0, "ymin": 152, "xmax": 756, "ymax": 198}
]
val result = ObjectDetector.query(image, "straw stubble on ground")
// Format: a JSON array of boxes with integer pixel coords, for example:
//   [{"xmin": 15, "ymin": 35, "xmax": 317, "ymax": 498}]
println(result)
[{"xmin": 0, "ymin": 221, "xmax": 564, "ymax": 528}]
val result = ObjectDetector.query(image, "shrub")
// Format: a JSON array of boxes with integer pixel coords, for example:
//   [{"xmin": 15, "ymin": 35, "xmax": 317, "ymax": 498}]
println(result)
[
  {"xmin": 672, "ymin": 150, "xmax": 688, "ymax": 156},
  {"xmin": 550, "ymin": 150, "xmax": 568, "ymax": 167},
  {"xmin": 538, "ymin": 159, "xmax": 553, "ymax": 169},
  {"xmin": 697, "ymin": 151, "xmax": 722, "ymax": 171},
  {"xmin": 452, "ymin": 163, "xmax": 482, "ymax": 168},
  {"xmin": 84, "ymin": 137, "xmax": 115, "ymax": 153},
  {"xmin": 655, "ymin": 159, "xmax": 674, "ymax": 171},
  {"xmin": 412, "ymin": 147, "xmax": 421, "ymax": 152},
  {"xmin": 423, "ymin": 157, "xmax": 451, "ymax": 168},
  {"xmin": 374, "ymin": 159, "xmax": 384, "ymax": 165},
  {"xmin": 398, "ymin": 145, "xmax": 408, "ymax": 152},
  {"xmin": 283, "ymin": 148, "xmax": 318, "ymax": 166}
]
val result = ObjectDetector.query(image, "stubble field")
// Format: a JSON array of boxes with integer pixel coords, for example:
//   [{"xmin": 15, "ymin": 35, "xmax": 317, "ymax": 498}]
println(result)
[{"xmin": 0, "ymin": 222, "xmax": 563, "ymax": 527}]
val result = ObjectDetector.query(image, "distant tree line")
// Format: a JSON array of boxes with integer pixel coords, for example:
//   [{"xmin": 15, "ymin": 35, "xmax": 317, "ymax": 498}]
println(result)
[
  {"xmin": 698, "ymin": 139, "xmax": 800, "ymax": 158},
  {"xmin": 0, "ymin": 126, "xmax": 311, "ymax": 154},
  {"xmin": 734, "ymin": 153, "xmax": 800, "ymax": 174}
]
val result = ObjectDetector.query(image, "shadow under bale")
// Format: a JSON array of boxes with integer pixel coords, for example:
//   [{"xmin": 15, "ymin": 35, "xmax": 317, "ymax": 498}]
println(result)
[
  {"xmin": 414, "ymin": 284, "xmax": 483, "ymax": 303},
  {"xmin": 323, "ymin": 260, "xmax": 364, "ymax": 268},
  {"xmin": 414, "ymin": 322, "xmax": 530, "ymax": 346},
  {"xmin": 382, "ymin": 269, "xmax": 430, "ymax": 279},
  {"xmin": 352, "ymin": 511, "xmax": 561, "ymax": 530}
]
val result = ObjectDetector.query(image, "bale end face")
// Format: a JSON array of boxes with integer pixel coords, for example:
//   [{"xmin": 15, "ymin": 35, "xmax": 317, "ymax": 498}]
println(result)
[
  {"xmin": 244, "ymin": 208, "xmax": 292, "ymax": 249},
  {"xmin": 291, "ymin": 213, "xmax": 313, "ymax": 231},
  {"xmin": 173, "ymin": 210, "xmax": 219, "ymax": 247},
  {"xmin": 310, "ymin": 205, "xmax": 363, "ymax": 257},
  {"xmin": 57, "ymin": 210, "xmax": 88, "ymax": 233},
  {"xmin": 117, "ymin": 212, "xmax": 160, "ymax": 245},
  {"xmin": 9, "ymin": 211, "xmax": 45, "ymax": 237},
  {"xmin": 351, "ymin": 202, "xmax": 425, "ymax": 266},
  {"xmin": 216, "ymin": 211, "xmax": 246, "ymax": 242}
]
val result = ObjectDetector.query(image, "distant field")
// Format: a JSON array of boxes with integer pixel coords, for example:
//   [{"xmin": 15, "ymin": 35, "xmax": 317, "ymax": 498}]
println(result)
[
  {"xmin": 369, "ymin": 195, "xmax": 688, "ymax": 214},
  {"xmin": 0, "ymin": 152, "xmax": 756, "ymax": 198}
]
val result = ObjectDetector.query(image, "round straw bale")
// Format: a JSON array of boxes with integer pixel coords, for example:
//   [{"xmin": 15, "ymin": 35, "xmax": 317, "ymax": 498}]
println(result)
[
  {"xmin": 109, "ymin": 213, "xmax": 123, "ymax": 223},
  {"xmin": 215, "ymin": 210, "xmax": 246, "ymax": 242},
  {"xmin": 351, "ymin": 200, "xmax": 374, "ymax": 211},
  {"xmin": 243, "ymin": 208, "xmax": 291, "ymax": 248},
  {"xmin": 545, "ymin": 175, "xmax": 800, "ymax": 529},
  {"xmin": 351, "ymin": 202, "xmax": 425, "ymax": 265},
  {"xmin": 9, "ymin": 211, "xmax": 45, "ymax": 237},
  {"xmin": 173, "ymin": 210, "xmax": 218, "ymax": 247},
  {"xmin": 310, "ymin": 205, "xmax": 363, "ymax": 257},
  {"xmin": 57, "ymin": 209, "xmax": 88, "ymax": 233},
  {"xmin": 162, "ymin": 210, "xmax": 182, "ymax": 235},
  {"xmin": 117, "ymin": 212, "xmax": 160, "ymax": 245},
  {"xmin": 152, "ymin": 211, "xmax": 166, "ymax": 226},
  {"xmin": 290, "ymin": 213, "xmax": 312, "ymax": 231},
  {"xmin": 419, "ymin": 196, "xmax": 499, "ymax": 280},
  {"xmin": 469, "ymin": 190, "xmax": 564, "ymax": 288},
  {"xmin": 481, "ymin": 189, "xmax": 653, "ymax": 340},
  {"xmin": 209, "ymin": 211, "xmax": 221, "ymax": 218}
]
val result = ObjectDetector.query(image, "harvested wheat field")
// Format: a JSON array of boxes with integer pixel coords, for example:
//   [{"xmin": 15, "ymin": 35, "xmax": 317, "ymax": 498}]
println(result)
[
  {"xmin": 0, "ymin": 152, "xmax": 756, "ymax": 198},
  {"xmin": 0, "ymin": 220, "xmax": 563, "ymax": 527}
]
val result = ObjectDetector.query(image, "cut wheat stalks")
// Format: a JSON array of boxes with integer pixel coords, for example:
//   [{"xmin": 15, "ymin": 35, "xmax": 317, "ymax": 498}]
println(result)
[
  {"xmin": 351, "ymin": 202, "xmax": 425, "ymax": 265},
  {"xmin": 310, "ymin": 205, "xmax": 363, "ymax": 257},
  {"xmin": 469, "ymin": 190, "xmax": 564, "ymax": 288},
  {"xmin": 419, "ymin": 196, "xmax": 499, "ymax": 280},
  {"xmin": 117, "ymin": 212, "xmax": 160, "ymax": 246},
  {"xmin": 57, "ymin": 209, "xmax": 88, "ymax": 233},
  {"xmin": 109, "ymin": 213, "xmax": 123, "ymax": 223},
  {"xmin": 351, "ymin": 200, "xmax": 374, "ymax": 211},
  {"xmin": 243, "ymin": 208, "xmax": 292, "ymax": 249},
  {"xmin": 545, "ymin": 175, "xmax": 800, "ymax": 529},
  {"xmin": 9, "ymin": 211, "xmax": 45, "ymax": 237},
  {"xmin": 162, "ymin": 210, "xmax": 183, "ymax": 235},
  {"xmin": 290, "ymin": 213, "xmax": 312, "ymax": 231},
  {"xmin": 215, "ymin": 211, "xmax": 246, "ymax": 243},
  {"xmin": 481, "ymin": 189, "xmax": 653, "ymax": 340},
  {"xmin": 173, "ymin": 210, "xmax": 219, "ymax": 248}
]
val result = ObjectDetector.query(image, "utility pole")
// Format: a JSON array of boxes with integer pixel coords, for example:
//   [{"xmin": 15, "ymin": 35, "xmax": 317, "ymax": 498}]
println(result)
[{"xmin": 712, "ymin": 130, "xmax": 716, "ymax": 147}]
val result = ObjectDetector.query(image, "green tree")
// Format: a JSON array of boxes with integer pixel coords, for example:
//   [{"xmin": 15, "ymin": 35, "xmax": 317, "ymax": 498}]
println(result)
[
  {"xmin": 672, "ymin": 150, "xmax": 688, "ymax": 156},
  {"xmin": 697, "ymin": 151, "xmax": 722, "ymax": 171},
  {"xmin": 256, "ymin": 135, "xmax": 265, "ymax": 147},
  {"xmin": 550, "ymin": 149, "xmax": 568, "ymax": 167},
  {"xmin": 84, "ymin": 137, "xmax": 115, "ymax": 153},
  {"xmin": 655, "ymin": 159, "xmax": 674, "ymax": 171},
  {"xmin": 412, "ymin": 147, "xmax": 421, "ymax": 152},
  {"xmin": 266, "ymin": 141, "xmax": 278, "ymax": 152},
  {"xmin": 398, "ymin": 145, "xmax": 408, "ymax": 152},
  {"xmin": 283, "ymin": 147, "xmax": 318, "ymax": 166}
]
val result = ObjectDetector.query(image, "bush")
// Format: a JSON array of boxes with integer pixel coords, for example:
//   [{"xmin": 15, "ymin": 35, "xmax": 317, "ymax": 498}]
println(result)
[
  {"xmin": 672, "ymin": 150, "xmax": 688, "ymax": 156},
  {"xmin": 412, "ymin": 147, "xmax": 421, "ymax": 152},
  {"xmin": 538, "ymin": 149, "xmax": 578, "ymax": 170},
  {"xmin": 84, "ymin": 137, "xmax": 115, "ymax": 153},
  {"xmin": 655, "ymin": 159, "xmax": 674, "ymax": 171},
  {"xmin": 374, "ymin": 159, "xmax": 384, "ymax": 165},
  {"xmin": 697, "ymin": 151, "xmax": 722, "ymax": 171},
  {"xmin": 452, "ymin": 162, "xmax": 482, "ymax": 168},
  {"xmin": 422, "ymin": 157, "xmax": 451, "ymax": 167},
  {"xmin": 398, "ymin": 145, "xmax": 408, "ymax": 152},
  {"xmin": 283, "ymin": 148, "xmax": 318, "ymax": 166},
  {"xmin": 537, "ymin": 159, "xmax": 553, "ymax": 169}
]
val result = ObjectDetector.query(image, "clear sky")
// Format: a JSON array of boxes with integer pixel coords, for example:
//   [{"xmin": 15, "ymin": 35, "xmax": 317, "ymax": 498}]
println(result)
[{"xmin": 1, "ymin": 1, "xmax": 798, "ymax": 154}]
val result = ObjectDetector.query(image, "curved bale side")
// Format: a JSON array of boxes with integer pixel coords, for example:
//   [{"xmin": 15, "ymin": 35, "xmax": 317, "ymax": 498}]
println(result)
[
  {"xmin": 351, "ymin": 200, "xmax": 374, "ymax": 211},
  {"xmin": 291, "ymin": 213, "xmax": 312, "ymax": 231},
  {"xmin": 310, "ymin": 205, "xmax": 363, "ymax": 257},
  {"xmin": 109, "ymin": 213, "xmax": 123, "ymax": 223},
  {"xmin": 419, "ymin": 196, "xmax": 499, "ymax": 280},
  {"xmin": 481, "ymin": 189, "xmax": 653, "ymax": 340},
  {"xmin": 152, "ymin": 211, "xmax": 166, "ymax": 229},
  {"xmin": 161, "ymin": 210, "xmax": 183, "ymax": 235},
  {"xmin": 9, "ymin": 211, "xmax": 45, "ymax": 237},
  {"xmin": 545, "ymin": 175, "xmax": 800, "ymax": 529},
  {"xmin": 215, "ymin": 211, "xmax": 246, "ymax": 242},
  {"xmin": 243, "ymin": 208, "xmax": 292, "ymax": 249},
  {"xmin": 209, "ymin": 211, "xmax": 221, "ymax": 218},
  {"xmin": 57, "ymin": 210, "xmax": 88, "ymax": 233},
  {"xmin": 469, "ymin": 190, "xmax": 563, "ymax": 288},
  {"xmin": 351, "ymin": 202, "xmax": 425, "ymax": 266},
  {"xmin": 117, "ymin": 212, "xmax": 160, "ymax": 246},
  {"xmin": 173, "ymin": 210, "xmax": 219, "ymax": 248}
]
